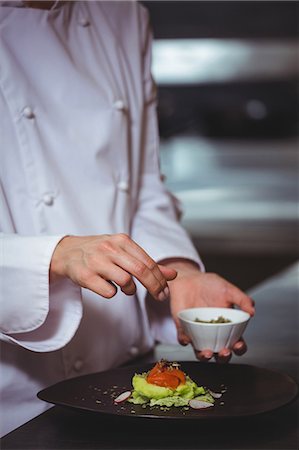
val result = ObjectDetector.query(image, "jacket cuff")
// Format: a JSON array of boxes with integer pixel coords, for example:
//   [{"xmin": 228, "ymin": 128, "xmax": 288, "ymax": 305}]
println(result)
[{"xmin": 0, "ymin": 234, "xmax": 82, "ymax": 351}]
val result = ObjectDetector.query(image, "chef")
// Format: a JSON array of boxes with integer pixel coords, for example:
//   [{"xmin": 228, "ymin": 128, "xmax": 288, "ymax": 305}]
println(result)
[{"xmin": 0, "ymin": 0, "xmax": 254, "ymax": 436}]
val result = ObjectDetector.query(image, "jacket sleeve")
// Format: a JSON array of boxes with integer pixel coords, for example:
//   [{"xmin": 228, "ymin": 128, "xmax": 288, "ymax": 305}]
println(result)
[
  {"xmin": 0, "ymin": 233, "xmax": 83, "ymax": 352},
  {"xmin": 131, "ymin": 6, "xmax": 204, "ymax": 270},
  {"xmin": 130, "ymin": 7, "xmax": 204, "ymax": 344}
]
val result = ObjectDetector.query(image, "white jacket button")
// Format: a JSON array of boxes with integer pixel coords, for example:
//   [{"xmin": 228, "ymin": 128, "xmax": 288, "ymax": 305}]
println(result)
[
  {"xmin": 129, "ymin": 346, "xmax": 139, "ymax": 357},
  {"xmin": 117, "ymin": 181, "xmax": 129, "ymax": 193},
  {"xmin": 78, "ymin": 18, "xmax": 90, "ymax": 27},
  {"xmin": 22, "ymin": 106, "xmax": 35, "ymax": 119},
  {"xmin": 74, "ymin": 360, "xmax": 83, "ymax": 371},
  {"xmin": 113, "ymin": 99, "xmax": 126, "ymax": 112},
  {"xmin": 42, "ymin": 194, "xmax": 54, "ymax": 206}
]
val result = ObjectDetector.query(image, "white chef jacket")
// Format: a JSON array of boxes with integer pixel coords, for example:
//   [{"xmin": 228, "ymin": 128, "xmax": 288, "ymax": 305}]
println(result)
[{"xmin": 0, "ymin": 0, "xmax": 202, "ymax": 436}]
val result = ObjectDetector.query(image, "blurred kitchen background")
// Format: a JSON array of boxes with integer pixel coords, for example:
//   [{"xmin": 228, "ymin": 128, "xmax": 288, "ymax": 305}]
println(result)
[{"xmin": 142, "ymin": 0, "xmax": 299, "ymax": 291}]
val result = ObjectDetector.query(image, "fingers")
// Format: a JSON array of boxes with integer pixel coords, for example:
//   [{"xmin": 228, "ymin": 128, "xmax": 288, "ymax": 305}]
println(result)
[
  {"xmin": 105, "ymin": 235, "xmax": 172, "ymax": 300},
  {"xmin": 194, "ymin": 340, "xmax": 247, "ymax": 363},
  {"xmin": 55, "ymin": 233, "xmax": 176, "ymax": 301},
  {"xmin": 195, "ymin": 349, "xmax": 214, "ymax": 362},
  {"xmin": 232, "ymin": 338, "xmax": 247, "ymax": 356},
  {"xmin": 111, "ymin": 251, "xmax": 168, "ymax": 300},
  {"xmin": 158, "ymin": 265, "xmax": 178, "ymax": 281},
  {"xmin": 96, "ymin": 263, "xmax": 137, "ymax": 296},
  {"xmin": 120, "ymin": 235, "xmax": 168, "ymax": 282},
  {"xmin": 81, "ymin": 273, "xmax": 118, "ymax": 298},
  {"xmin": 176, "ymin": 322, "xmax": 191, "ymax": 346},
  {"xmin": 195, "ymin": 348, "xmax": 232, "ymax": 363},
  {"xmin": 78, "ymin": 268, "xmax": 137, "ymax": 299},
  {"xmin": 214, "ymin": 348, "xmax": 232, "ymax": 364}
]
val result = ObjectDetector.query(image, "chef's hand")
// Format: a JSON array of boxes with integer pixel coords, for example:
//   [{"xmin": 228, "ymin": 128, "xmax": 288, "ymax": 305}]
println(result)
[
  {"xmin": 162, "ymin": 259, "xmax": 255, "ymax": 363},
  {"xmin": 50, "ymin": 235, "xmax": 177, "ymax": 301}
]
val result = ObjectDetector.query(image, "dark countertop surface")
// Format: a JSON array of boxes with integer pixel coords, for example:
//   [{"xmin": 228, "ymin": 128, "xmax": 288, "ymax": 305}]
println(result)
[{"xmin": 2, "ymin": 262, "xmax": 298, "ymax": 450}]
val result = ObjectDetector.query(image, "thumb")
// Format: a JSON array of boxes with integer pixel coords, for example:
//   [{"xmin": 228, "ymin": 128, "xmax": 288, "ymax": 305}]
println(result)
[
  {"xmin": 158, "ymin": 265, "xmax": 177, "ymax": 281},
  {"xmin": 173, "ymin": 315, "xmax": 191, "ymax": 346}
]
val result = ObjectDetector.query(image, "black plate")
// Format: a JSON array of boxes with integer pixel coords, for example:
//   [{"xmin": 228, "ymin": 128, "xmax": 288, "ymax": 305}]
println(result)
[{"xmin": 37, "ymin": 362, "xmax": 298, "ymax": 420}]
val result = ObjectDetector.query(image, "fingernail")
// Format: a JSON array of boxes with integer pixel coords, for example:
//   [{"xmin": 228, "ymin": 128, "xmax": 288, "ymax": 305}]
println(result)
[
  {"xmin": 157, "ymin": 287, "xmax": 170, "ymax": 301},
  {"xmin": 221, "ymin": 350, "xmax": 231, "ymax": 357},
  {"xmin": 163, "ymin": 286, "xmax": 170, "ymax": 299},
  {"xmin": 198, "ymin": 350, "xmax": 213, "ymax": 360},
  {"xmin": 158, "ymin": 291, "xmax": 166, "ymax": 301},
  {"xmin": 234, "ymin": 341, "xmax": 243, "ymax": 350}
]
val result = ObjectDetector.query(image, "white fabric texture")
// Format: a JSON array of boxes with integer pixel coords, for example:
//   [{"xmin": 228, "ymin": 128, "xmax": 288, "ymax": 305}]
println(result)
[{"xmin": 0, "ymin": 1, "xmax": 202, "ymax": 436}]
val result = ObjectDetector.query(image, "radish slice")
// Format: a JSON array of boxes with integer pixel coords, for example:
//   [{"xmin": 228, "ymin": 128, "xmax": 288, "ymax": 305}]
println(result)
[
  {"xmin": 208, "ymin": 390, "xmax": 222, "ymax": 399},
  {"xmin": 114, "ymin": 391, "xmax": 132, "ymax": 404},
  {"xmin": 189, "ymin": 399, "xmax": 214, "ymax": 409}
]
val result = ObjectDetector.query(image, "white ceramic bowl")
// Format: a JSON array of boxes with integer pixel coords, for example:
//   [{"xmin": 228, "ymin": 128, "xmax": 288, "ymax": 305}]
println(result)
[{"xmin": 178, "ymin": 307, "xmax": 250, "ymax": 353}]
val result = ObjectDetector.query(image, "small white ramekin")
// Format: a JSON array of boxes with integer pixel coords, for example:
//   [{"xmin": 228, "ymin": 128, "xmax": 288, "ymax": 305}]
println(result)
[{"xmin": 178, "ymin": 307, "xmax": 251, "ymax": 352}]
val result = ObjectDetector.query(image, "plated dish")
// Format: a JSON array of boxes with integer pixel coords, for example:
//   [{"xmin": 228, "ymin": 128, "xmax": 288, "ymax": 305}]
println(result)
[
  {"xmin": 124, "ymin": 360, "xmax": 218, "ymax": 410},
  {"xmin": 37, "ymin": 361, "xmax": 298, "ymax": 420}
]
